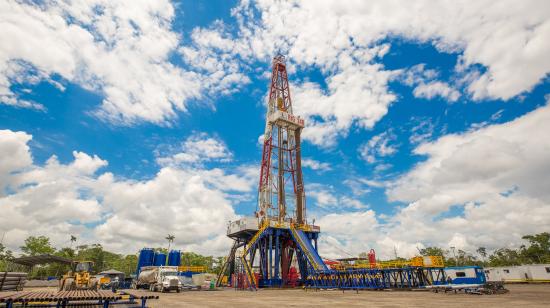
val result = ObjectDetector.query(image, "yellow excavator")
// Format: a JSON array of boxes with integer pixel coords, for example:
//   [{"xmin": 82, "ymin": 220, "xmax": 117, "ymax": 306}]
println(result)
[{"xmin": 59, "ymin": 261, "xmax": 98, "ymax": 291}]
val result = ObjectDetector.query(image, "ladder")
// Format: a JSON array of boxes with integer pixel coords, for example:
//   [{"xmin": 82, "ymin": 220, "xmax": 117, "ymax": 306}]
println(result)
[{"xmin": 216, "ymin": 240, "xmax": 239, "ymax": 287}]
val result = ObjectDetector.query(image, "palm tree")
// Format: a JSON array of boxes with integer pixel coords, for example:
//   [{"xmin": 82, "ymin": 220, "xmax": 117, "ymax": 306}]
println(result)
[
  {"xmin": 165, "ymin": 234, "xmax": 175, "ymax": 264},
  {"xmin": 70, "ymin": 235, "xmax": 77, "ymax": 249}
]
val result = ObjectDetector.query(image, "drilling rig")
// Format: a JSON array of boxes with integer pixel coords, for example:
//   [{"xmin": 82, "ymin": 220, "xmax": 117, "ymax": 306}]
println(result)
[{"xmin": 217, "ymin": 55, "xmax": 327, "ymax": 289}]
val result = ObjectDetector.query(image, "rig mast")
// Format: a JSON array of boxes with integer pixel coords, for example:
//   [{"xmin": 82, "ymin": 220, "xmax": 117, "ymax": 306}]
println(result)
[
  {"xmin": 258, "ymin": 55, "xmax": 306, "ymax": 225},
  {"xmin": 218, "ymin": 55, "xmax": 325, "ymax": 289}
]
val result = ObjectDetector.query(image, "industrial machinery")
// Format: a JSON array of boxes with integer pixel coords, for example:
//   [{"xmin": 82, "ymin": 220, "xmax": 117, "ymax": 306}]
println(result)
[
  {"xmin": 218, "ymin": 55, "xmax": 325, "ymax": 289},
  {"xmin": 59, "ymin": 261, "xmax": 98, "ymax": 291}
]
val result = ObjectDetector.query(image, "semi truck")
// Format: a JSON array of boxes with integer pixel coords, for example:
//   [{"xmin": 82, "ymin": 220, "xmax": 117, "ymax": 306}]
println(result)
[{"xmin": 133, "ymin": 266, "xmax": 182, "ymax": 292}]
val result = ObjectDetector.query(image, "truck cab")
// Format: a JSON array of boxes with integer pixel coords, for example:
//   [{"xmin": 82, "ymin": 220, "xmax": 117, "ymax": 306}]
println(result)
[{"xmin": 154, "ymin": 267, "xmax": 181, "ymax": 292}]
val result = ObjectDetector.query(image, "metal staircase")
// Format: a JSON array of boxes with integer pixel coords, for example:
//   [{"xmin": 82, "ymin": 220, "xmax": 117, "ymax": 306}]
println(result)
[
  {"xmin": 290, "ymin": 226, "xmax": 327, "ymax": 271},
  {"xmin": 240, "ymin": 221, "xmax": 269, "ymax": 289},
  {"xmin": 216, "ymin": 240, "xmax": 240, "ymax": 287}
]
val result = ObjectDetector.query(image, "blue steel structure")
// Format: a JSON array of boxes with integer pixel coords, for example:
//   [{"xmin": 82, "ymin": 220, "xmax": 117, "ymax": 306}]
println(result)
[
  {"xmin": 304, "ymin": 267, "xmax": 447, "ymax": 290},
  {"xmin": 234, "ymin": 224, "xmax": 326, "ymax": 288}
]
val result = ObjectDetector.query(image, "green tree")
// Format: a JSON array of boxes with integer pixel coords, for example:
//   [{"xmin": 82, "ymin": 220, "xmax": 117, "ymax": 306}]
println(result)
[
  {"xmin": 476, "ymin": 247, "xmax": 487, "ymax": 261},
  {"xmin": 520, "ymin": 232, "xmax": 550, "ymax": 263},
  {"xmin": 419, "ymin": 247, "xmax": 445, "ymax": 257},
  {"xmin": 20, "ymin": 236, "xmax": 55, "ymax": 256},
  {"xmin": 0, "ymin": 243, "xmax": 14, "ymax": 271},
  {"xmin": 488, "ymin": 248, "xmax": 522, "ymax": 266}
]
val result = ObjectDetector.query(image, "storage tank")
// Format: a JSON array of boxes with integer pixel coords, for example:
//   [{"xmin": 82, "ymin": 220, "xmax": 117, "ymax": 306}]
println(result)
[
  {"xmin": 168, "ymin": 250, "xmax": 181, "ymax": 266},
  {"xmin": 137, "ymin": 248, "xmax": 155, "ymax": 274},
  {"xmin": 153, "ymin": 252, "xmax": 167, "ymax": 266}
]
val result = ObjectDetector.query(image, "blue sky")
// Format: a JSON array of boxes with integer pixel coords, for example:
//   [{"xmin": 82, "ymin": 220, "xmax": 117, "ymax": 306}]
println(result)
[{"xmin": 1, "ymin": 0, "xmax": 550, "ymax": 258}]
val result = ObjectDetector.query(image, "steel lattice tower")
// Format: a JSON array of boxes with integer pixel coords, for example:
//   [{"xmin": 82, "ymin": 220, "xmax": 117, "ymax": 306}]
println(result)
[
  {"xmin": 218, "ymin": 55, "xmax": 325, "ymax": 289},
  {"xmin": 258, "ymin": 55, "xmax": 306, "ymax": 225}
]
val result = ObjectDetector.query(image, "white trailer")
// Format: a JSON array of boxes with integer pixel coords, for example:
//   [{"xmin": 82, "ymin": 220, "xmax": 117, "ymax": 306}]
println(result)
[
  {"xmin": 484, "ymin": 266, "xmax": 528, "ymax": 282},
  {"xmin": 525, "ymin": 264, "xmax": 550, "ymax": 282}
]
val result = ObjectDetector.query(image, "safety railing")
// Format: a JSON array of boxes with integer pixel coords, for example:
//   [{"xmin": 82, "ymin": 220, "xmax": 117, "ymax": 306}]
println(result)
[{"xmin": 178, "ymin": 266, "xmax": 207, "ymax": 272}]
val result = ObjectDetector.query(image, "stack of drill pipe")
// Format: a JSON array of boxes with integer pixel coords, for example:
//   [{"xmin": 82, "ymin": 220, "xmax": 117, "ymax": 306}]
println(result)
[
  {"xmin": 0, "ymin": 291, "xmax": 55, "ymax": 304},
  {"xmin": 0, "ymin": 272, "xmax": 28, "ymax": 291}
]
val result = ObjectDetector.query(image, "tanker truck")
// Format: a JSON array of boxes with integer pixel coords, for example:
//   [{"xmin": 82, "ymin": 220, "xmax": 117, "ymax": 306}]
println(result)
[{"xmin": 133, "ymin": 266, "xmax": 182, "ymax": 292}]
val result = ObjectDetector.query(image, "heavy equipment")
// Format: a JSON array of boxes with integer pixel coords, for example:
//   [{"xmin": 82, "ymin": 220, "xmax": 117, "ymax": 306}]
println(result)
[
  {"xmin": 58, "ymin": 261, "xmax": 98, "ymax": 291},
  {"xmin": 134, "ymin": 266, "xmax": 182, "ymax": 292}
]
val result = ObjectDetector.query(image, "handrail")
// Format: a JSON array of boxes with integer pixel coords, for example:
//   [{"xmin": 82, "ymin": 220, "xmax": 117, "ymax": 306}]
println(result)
[{"xmin": 178, "ymin": 266, "xmax": 207, "ymax": 272}]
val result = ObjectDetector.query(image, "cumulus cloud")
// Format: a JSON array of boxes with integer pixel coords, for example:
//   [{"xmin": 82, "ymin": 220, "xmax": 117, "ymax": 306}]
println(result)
[
  {"xmin": 301, "ymin": 158, "xmax": 331, "ymax": 172},
  {"xmin": 413, "ymin": 81, "xmax": 461, "ymax": 102},
  {"xmin": 0, "ymin": 0, "xmax": 204, "ymax": 124},
  {"xmin": 181, "ymin": 0, "xmax": 550, "ymax": 147},
  {"xmin": 4, "ymin": 0, "xmax": 549, "ymax": 143},
  {"xmin": 308, "ymin": 183, "xmax": 368, "ymax": 211},
  {"xmin": 314, "ymin": 100, "xmax": 550, "ymax": 259},
  {"xmin": 359, "ymin": 131, "xmax": 398, "ymax": 164},
  {"xmin": 0, "ymin": 130, "xmax": 253, "ymax": 255},
  {"xmin": 401, "ymin": 64, "xmax": 461, "ymax": 102},
  {"xmin": 156, "ymin": 133, "xmax": 233, "ymax": 167}
]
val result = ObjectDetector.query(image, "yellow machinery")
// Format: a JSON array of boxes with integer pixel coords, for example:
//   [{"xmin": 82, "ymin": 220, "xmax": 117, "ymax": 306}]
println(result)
[
  {"xmin": 59, "ymin": 261, "xmax": 98, "ymax": 291},
  {"xmin": 333, "ymin": 255, "xmax": 445, "ymax": 270}
]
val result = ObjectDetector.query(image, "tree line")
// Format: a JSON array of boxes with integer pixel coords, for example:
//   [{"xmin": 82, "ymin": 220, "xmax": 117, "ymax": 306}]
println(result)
[
  {"xmin": 1, "ymin": 232, "xmax": 548, "ymax": 278},
  {"xmin": 362, "ymin": 232, "xmax": 550, "ymax": 267},
  {"xmin": 0, "ymin": 236, "xmax": 223, "ymax": 279}
]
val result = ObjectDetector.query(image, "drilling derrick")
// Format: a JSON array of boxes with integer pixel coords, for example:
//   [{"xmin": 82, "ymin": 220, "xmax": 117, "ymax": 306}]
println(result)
[
  {"xmin": 217, "ymin": 55, "xmax": 326, "ymax": 289},
  {"xmin": 258, "ymin": 55, "xmax": 306, "ymax": 225},
  {"xmin": 216, "ymin": 55, "xmax": 450, "ymax": 291}
]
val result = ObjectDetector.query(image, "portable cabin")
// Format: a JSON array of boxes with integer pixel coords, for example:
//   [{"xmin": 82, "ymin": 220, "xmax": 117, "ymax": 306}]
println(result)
[
  {"xmin": 444, "ymin": 266, "xmax": 486, "ymax": 284},
  {"xmin": 484, "ymin": 266, "xmax": 528, "ymax": 282},
  {"xmin": 525, "ymin": 264, "xmax": 550, "ymax": 282}
]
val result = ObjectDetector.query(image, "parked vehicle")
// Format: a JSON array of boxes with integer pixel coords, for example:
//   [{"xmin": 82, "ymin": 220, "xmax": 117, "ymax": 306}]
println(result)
[{"xmin": 133, "ymin": 266, "xmax": 182, "ymax": 292}]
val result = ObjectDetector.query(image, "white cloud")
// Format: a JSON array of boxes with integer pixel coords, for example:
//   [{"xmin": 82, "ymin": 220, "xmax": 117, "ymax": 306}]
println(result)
[
  {"xmin": 301, "ymin": 158, "xmax": 331, "ymax": 172},
  {"xmin": 0, "ymin": 0, "xmax": 203, "ymax": 124},
  {"xmin": 384, "ymin": 101, "xmax": 550, "ymax": 253},
  {"xmin": 182, "ymin": 0, "xmax": 550, "ymax": 147},
  {"xmin": 409, "ymin": 119, "xmax": 436, "ymax": 145},
  {"xmin": 308, "ymin": 183, "xmax": 368, "ymax": 211},
  {"xmin": 401, "ymin": 64, "xmax": 460, "ymax": 102},
  {"xmin": 4, "ymin": 0, "xmax": 549, "ymax": 144},
  {"xmin": 0, "ymin": 130, "xmax": 33, "ymax": 195},
  {"xmin": 0, "ymin": 130, "xmax": 253, "ymax": 256},
  {"xmin": 359, "ymin": 131, "xmax": 398, "ymax": 163},
  {"xmin": 314, "ymin": 100, "xmax": 550, "ymax": 259},
  {"xmin": 156, "ymin": 133, "xmax": 233, "ymax": 167},
  {"xmin": 413, "ymin": 81, "xmax": 461, "ymax": 102}
]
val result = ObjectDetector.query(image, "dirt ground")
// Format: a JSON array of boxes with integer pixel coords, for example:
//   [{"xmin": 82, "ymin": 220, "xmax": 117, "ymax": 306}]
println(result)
[
  {"xmin": 152, "ymin": 284, "xmax": 550, "ymax": 308},
  {"xmin": 21, "ymin": 284, "xmax": 550, "ymax": 307}
]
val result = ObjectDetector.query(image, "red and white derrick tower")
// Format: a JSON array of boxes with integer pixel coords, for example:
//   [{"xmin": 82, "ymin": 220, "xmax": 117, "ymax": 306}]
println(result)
[
  {"xmin": 258, "ymin": 55, "xmax": 306, "ymax": 225},
  {"xmin": 219, "ymin": 55, "xmax": 325, "ymax": 289}
]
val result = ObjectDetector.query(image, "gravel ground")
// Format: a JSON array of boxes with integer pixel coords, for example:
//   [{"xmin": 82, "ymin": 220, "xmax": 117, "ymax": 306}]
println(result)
[
  {"xmin": 153, "ymin": 284, "xmax": 550, "ymax": 308},
  {"xmin": 20, "ymin": 284, "xmax": 550, "ymax": 307}
]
